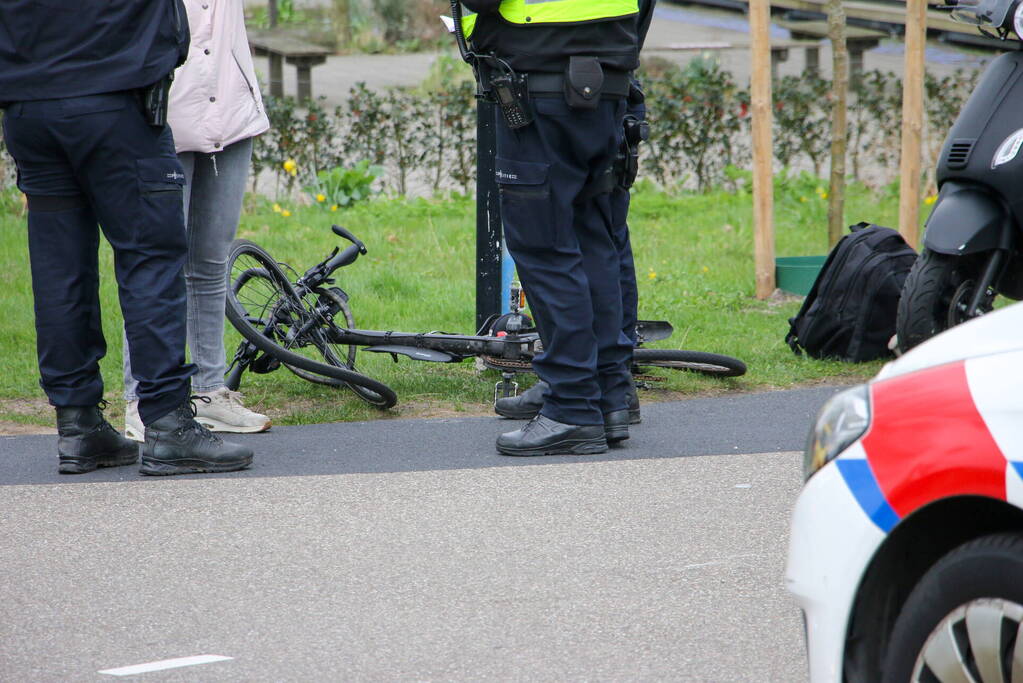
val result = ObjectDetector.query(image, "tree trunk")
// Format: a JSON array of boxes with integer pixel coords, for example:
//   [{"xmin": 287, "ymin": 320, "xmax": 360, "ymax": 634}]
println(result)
[
  {"xmin": 750, "ymin": 0, "xmax": 775, "ymax": 298},
  {"xmin": 827, "ymin": 0, "xmax": 849, "ymax": 249},
  {"xmin": 268, "ymin": 0, "xmax": 278, "ymax": 28},
  {"xmin": 899, "ymin": 0, "xmax": 927, "ymax": 249},
  {"xmin": 332, "ymin": 0, "xmax": 352, "ymax": 50}
]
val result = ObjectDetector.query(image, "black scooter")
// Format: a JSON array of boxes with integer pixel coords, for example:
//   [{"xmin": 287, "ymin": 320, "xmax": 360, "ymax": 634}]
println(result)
[{"xmin": 896, "ymin": 0, "xmax": 1023, "ymax": 351}]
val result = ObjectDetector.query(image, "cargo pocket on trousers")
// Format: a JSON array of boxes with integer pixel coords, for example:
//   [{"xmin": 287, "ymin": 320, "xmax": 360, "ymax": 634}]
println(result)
[
  {"xmin": 496, "ymin": 157, "xmax": 555, "ymax": 251},
  {"xmin": 136, "ymin": 157, "xmax": 187, "ymax": 248}
]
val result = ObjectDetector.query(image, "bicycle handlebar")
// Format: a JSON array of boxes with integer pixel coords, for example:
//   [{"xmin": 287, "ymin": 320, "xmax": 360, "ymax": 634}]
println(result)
[
  {"xmin": 324, "ymin": 243, "xmax": 362, "ymax": 273},
  {"xmin": 332, "ymin": 224, "xmax": 367, "ymax": 254}
]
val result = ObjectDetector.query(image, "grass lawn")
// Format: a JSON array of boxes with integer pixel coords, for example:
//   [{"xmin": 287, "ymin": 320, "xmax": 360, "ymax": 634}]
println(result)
[{"xmin": 0, "ymin": 175, "xmax": 909, "ymax": 432}]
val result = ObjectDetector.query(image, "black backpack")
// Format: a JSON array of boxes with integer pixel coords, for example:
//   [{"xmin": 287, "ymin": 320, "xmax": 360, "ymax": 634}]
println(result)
[{"xmin": 786, "ymin": 222, "xmax": 918, "ymax": 362}]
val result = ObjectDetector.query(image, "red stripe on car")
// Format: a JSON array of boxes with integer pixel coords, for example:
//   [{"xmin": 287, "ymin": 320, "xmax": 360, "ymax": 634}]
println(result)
[{"xmin": 862, "ymin": 360, "xmax": 1006, "ymax": 517}]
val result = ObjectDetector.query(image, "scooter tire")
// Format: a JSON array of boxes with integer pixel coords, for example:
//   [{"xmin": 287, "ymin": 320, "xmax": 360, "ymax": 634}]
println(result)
[{"xmin": 896, "ymin": 248, "xmax": 987, "ymax": 353}]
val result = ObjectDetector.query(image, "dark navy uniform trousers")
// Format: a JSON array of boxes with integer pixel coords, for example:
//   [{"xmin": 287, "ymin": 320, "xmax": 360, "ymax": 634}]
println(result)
[
  {"xmin": 2, "ymin": 93, "xmax": 195, "ymax": 424},
  {"xmin": 610, "ymin": 95, "xmax": 645, "ymax": 347},
  {"xmin": 495, "ymin": 95, "xmax": 633, "ymax": 427}
]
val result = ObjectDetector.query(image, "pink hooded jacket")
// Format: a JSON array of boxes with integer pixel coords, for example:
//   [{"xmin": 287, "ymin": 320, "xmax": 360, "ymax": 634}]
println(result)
[{"xmin": 168, "ymin": 0, "xmax": 270, "ymax": 154}]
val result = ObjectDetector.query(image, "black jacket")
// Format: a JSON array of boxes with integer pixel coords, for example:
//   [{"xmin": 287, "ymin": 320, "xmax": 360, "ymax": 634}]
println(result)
[
  {"xmin": 0, "ymin": 0, "xmax": 189, "ymax": 102},
  {"xmin": 463, "ymin": 1, "xmax": 640, "ymax": 74}
]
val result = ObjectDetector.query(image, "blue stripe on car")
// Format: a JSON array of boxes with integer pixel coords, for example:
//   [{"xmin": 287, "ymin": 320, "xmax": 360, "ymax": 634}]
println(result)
[{"xmin": 836, "ymin": 459, "xmax": 900, "ymax": 533}]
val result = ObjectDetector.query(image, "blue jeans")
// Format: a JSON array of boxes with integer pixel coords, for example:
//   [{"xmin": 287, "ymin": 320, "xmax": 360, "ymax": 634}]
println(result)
[{"xmin": 124, "ymin": 137, "xmax": 252, "ymax": 400}]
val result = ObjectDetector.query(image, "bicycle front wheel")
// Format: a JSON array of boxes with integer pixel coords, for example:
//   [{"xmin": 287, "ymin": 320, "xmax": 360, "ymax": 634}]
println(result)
[
  {"xmin": 632, "ymin": 348, "xmax": 747, "ymax": 378},
  {"xmin": 225, "ymin": 239, "xmax": 398, "ymax": 408}
]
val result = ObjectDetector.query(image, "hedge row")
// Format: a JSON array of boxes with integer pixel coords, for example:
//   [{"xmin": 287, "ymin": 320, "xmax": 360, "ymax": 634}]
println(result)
[{"xmin": 0, "ymin": 59, "xmax": 982, "ymax": 197}]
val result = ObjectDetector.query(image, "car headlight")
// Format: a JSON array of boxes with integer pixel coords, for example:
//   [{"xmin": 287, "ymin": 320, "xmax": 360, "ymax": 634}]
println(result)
[{"xmin": 803, "ymin": 385, "xmax": 871, "ymax": 481}]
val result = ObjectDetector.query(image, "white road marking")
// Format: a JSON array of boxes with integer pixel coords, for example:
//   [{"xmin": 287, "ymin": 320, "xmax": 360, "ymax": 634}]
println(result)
[
  {"xmin": 98, "ymin": 655, "xmax": 233, "ymax": 676},
  {"xmin": 683, "ymin": 553, "xmax": 759, "ymax": 570}
]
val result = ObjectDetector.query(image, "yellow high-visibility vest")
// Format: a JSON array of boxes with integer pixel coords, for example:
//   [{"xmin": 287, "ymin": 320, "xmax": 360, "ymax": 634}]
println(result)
[{"xmin": 462, "ymin": 0, "xmax": 639, "ymax": 39}]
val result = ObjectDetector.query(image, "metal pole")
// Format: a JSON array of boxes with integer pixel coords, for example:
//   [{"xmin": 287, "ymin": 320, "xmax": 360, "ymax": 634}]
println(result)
[{"xmin": 475, "ymin": 99, "xmax": 503, "ymax": 331}]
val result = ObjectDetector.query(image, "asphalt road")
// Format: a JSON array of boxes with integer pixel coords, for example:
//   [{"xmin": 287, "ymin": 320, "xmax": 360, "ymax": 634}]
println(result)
[{"xmin": 0, "ymin": 386, "xmax": 844, "ymax": 681}]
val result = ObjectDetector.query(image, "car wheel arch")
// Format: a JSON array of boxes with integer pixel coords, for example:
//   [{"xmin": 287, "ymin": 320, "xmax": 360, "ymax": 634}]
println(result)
[{"xmin": 841, "ymin": 495, "xmax": 1023, "ymax": 682}]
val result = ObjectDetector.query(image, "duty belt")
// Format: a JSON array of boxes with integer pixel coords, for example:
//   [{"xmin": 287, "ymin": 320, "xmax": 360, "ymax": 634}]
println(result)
[{"xmin": 525, "ymin": 70, "xmax": 632, "ymax": 98}]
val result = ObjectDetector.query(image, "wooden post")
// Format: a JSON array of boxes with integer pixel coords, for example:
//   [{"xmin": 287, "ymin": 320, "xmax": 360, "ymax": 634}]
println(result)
[
  {"xmin": 899, "ymin": 0, "xmax": 927, "ymax": 249},
  {"xmin": 750, "ymin": 0, "xmax": 775, "ymax": 299},
  {"xmin": 826, "ymin": 0, "xmax": 849, "ymax": 248}
]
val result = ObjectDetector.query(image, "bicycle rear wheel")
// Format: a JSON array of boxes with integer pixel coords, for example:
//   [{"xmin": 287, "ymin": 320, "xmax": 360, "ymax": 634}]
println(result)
[
  {"xmin": 632, "ymin": 348, "xmax": 746, "ymax": 378},
  {"xmin": 225, "ymin": 239, "xmax": 398, "ymax": 408}
]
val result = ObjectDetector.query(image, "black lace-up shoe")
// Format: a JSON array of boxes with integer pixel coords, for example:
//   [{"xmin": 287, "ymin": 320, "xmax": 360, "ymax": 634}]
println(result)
[
  {"xmin": 495, "ymin": 379, "xmax": 642, "ymax": 424},
  {"xmin": 140, "ymin": 398, "xmax": 253, "ymax": 476},
  {"xmin": 496, "ymin": 414, "xmax": 608, "ymax": 457},
  {"xmin": 495, "ymin": 381, "xmax": 547, "ymax": 419},
  {"xmin": 56, "ymin": 404, "xmax": 139, "ymax": 474}
]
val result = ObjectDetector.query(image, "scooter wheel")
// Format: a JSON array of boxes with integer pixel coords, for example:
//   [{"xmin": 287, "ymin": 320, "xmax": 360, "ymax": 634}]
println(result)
[{"xmin": 896, "ymin": 248, "xmax": 992, "ymax": 353}]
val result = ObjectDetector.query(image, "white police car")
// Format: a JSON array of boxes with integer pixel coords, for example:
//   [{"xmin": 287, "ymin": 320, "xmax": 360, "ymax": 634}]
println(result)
[{"xmin": 787, "ymin": 303, "xmax": 1023, "ymax": 682}]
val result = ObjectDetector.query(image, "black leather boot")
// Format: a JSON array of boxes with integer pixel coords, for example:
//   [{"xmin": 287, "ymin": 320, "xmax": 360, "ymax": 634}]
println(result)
[
  {"xmin": 603, "ymin": 409, "xmax": 630, "ymax": 444},
  {"xmin": 495, "ymin": 379, "xmax": 642, "ymax": 424},
  {"xmin": 56, "ymin": 404, "xmax": 138, "ymax": 474},
  {"xmin": 496, "ymin": 415, "xmax": 607, "ymax": 457},
  {"xmin": 140, "ymin": 398, "xmax": 253, "ymax": 476}
]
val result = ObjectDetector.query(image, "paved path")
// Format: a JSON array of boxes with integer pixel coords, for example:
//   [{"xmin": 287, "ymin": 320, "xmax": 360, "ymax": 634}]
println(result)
[
  {"xmin": 0, "ymin": 386, "xmax": 844, "ymax": 681},
  {"xmin": 260, "ymin": 3, "xmax": 989, "ymax": 107}
]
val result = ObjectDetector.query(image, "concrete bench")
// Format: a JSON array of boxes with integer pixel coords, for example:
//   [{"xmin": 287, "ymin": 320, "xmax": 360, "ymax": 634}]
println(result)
[
  {"xmin": 774, "ymin": 20, "xmax": 887, "ymax": 83},
  {"xmin": 248, "ymin": 32, "xmax": 332, "ymax": 101},
  {"xmin": 646, "ymin": 39, "xmax": 819, "ymax": 81}
]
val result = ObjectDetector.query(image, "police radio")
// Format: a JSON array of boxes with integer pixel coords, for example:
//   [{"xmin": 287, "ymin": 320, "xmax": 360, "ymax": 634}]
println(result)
[{"xmin": 490, "ymin": 72, "xmax": 533, "ymax": 130}]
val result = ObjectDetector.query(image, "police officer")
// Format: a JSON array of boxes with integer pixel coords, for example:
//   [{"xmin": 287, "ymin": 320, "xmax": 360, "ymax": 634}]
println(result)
[
  {"xmin": 0, "ymin": 0, "xmax": 253, "ymax": 475},
  {"xmin": 492, "ymin": 0, "xmax": 656, "ymax": 429},
  {"xmin": 460, "ymin": 0, "xmax": 642, "ymax": 456}
]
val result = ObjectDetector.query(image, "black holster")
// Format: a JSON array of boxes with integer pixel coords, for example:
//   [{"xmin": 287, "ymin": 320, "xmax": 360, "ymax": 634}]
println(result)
[
  {"xmin": 614, "ymin": 114, "xmax": 649, "ymax": 190},
  {"xmin": 139, "ymin": 73, "xmax": 174, "ymax": 127}
]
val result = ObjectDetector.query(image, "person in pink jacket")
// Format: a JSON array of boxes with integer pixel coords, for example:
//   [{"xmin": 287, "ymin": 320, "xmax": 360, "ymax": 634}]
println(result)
[{"xmin": 124, "ymin": 0, "xmax": 272, "ymax": 439}]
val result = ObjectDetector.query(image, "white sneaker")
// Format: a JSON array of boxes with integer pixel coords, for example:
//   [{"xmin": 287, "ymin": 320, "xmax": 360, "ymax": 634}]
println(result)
[
  {"xmin": 125, "ymin": 401, "xmax": 145, "ymax": 442},
  {"xmin": 193, "ymin": 388, "xmax": 271, "ymax": 433}
]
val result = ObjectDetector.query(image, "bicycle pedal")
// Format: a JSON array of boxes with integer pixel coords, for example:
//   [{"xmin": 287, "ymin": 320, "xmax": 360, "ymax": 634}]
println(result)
[{"xmin": 494, "ymin": 380, "xmax": 519, "ymax": 403}]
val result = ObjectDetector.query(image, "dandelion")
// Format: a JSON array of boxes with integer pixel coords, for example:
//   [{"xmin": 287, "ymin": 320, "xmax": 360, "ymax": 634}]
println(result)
[
  {"xmin": 925, "ymin": 195, "xmax": 938, "ymax": 206},
  {"xmin": 281, "ymin": 210, "xmax": 292, "ymax": 217},
  {"xmin": 799, "ymin": 196, "xmax": 808, "ymax": 203},
  {"xmin": 283, "ymin": 158, "xmax": 297, "ymax": 176},
  {"xmin": 272, "ymin": 203, "xmax": 282, "ymax": 213},
  {"xmin": 648, "ymin": 270, "xmax": 657, "ymax": 280},
  {"xmin": 316, "ymin": 193, "xmax": 326, "ymax": 203},
  {"xmin": 820, "ymin": 191, "xmax": 828, "ymax": 200},
  {"xmin": 330, "ymin": 204, "xmax": 339, "ymax": 212},
  {"xmin": 702, "ymin": 266, "xmax": 709, "ymax": 274}
]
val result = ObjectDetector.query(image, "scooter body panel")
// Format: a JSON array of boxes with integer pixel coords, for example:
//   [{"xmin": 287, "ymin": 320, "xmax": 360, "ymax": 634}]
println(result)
[
  {"xmin": 935, "ymin": 51, "xmax": 1023, "ymax": 229},
  {"xmin": 923, "ymin": 182, "xmax": 1014, "ymax": 255}
]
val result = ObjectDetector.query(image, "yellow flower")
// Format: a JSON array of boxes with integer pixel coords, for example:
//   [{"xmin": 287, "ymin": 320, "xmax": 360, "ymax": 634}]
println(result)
[
  {"xmin": 702, "ymin": 266, "xmax": 709, "ymax": 274},
  {"xmin": 648, "ymin": 270, "xmax": 657, "ymax": 280},
  {"xmin": 281, "ymin": 210, "xmax": 292, "ymax": 217},
  {"xmin": 272, "ymin": 203, "xmax": 282, "ymax": 213},
  {"xmin": 924, "ymin": 195, "xmax": 938, "ymax": 205},
  {"xmin": 799, "ymin": 196, "xmax": 808, "ymax": 203},
  {"xmin": 316, "ymin": 193, "xmax": 326, "ymax": 203},
  {"xmin": 819, "ymin": 191, "xmax": 828, "ymax": 200},
  {"xmin": 330, "ymin": 205, "xmax": 339, "ymax": 212},
  {"xmin": 283, "ymin": 159, "xmax": 297, "ymax": 175}
]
